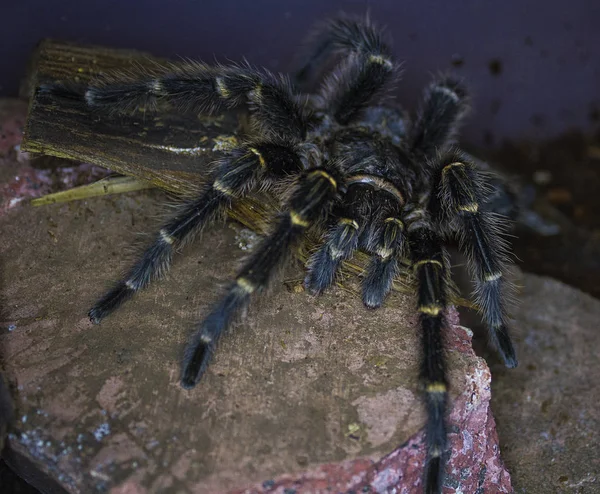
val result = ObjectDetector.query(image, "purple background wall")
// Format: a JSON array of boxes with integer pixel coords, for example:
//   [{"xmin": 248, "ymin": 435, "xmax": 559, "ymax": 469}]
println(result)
[{"xmin": 3, "ymin": 0, "xmax": 599, "ymax": 146}]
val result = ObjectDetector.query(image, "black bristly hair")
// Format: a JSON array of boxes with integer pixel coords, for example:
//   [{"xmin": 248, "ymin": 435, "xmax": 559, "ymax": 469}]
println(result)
[
  {"xmin": 431, "ymin": 149, "xmax": 517, "ymax": 367},
  {"xmin": 294, "ymin": 15, "xmax": 399, "ymax": 125},
  {"xmin": 407, "ymin": 218, "xmax": 450, "ymax": 493},
  {"xmin": 88, "ymin": 141, "xmax": 304, "ymax": 324},
  {"xmin": 410, "ymin": 76, "xmax": 471, "ymax": 162},
  {"xmin": 182, "ymin": 162, "xmax": 343, "ymax": 388},
  {"xmin": 294, "ymin": 14, "xmax": 393, "ymax": 88},
  {"xmin": 40, "ymin": 15, "xmax": 518, "ymax": 494}
]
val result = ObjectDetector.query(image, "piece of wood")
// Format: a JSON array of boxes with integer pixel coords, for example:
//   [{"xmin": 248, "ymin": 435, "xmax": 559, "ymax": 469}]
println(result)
[
  {"xmin": 23, "ymin": 40, "xmax": 222, "ymax": 193},
  {"xmin": 22, "ymin": 39, "xmax": 275, "ymax": 235}
]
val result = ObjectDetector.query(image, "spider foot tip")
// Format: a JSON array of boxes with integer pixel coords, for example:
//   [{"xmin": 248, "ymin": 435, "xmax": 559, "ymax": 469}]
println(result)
[
  {"xmin": 88, "ymin": 309, "xmax": 103, "ymax": 325},
  {"xmin": 304, "ymin": 273, "xmax": 332, "ymax": 296},
  {"xmin": 495, "ymin": 328, "xmax": 518, "ymax": 368},
  {"xmin": 362, "ymin": 292, "xmax": 384, "ymax": 309},
  {"xmin": 180, "ymin": 375, "xmax": 198, "ymax": 390},
  {"xmin": 503, "ymin": 352, "xmax": 518, "ymax": 369},
  {"xmin": 424, "ymin": 455, "xmax": 444, "ymax": 494},
  {"xmin": 37, "ymin": 81, "xmax": 86, "ymax": 101}
]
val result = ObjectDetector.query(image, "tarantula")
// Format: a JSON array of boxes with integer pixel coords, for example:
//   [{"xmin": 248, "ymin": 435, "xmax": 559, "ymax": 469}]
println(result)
[{"xmin": 41, "ymin": 16, "xmax": 517, "ymax": 493}]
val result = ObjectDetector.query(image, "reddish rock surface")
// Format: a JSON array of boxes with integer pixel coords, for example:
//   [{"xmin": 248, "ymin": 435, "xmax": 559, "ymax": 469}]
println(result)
[
  {"xmin": 0, "ymin": 98, "xmax": 512, "ymax": 492},
  {"xmin": 0, "ymin": 99, "xmax": 108, "ymax": 217},
  {"xmin": 232, "ymin": 321, "xmax": 511, "ymax": 494}
]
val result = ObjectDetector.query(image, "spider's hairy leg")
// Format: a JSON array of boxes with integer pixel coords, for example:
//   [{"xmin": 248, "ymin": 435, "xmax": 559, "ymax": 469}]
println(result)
[
  {"xmin": 462, "ymin": 152, "xmax": 520, "ymax": 221},
  {"xmin": 305, "ymin": 188, "xmax": 361, "ymax": 294},
  {"xmin": 294, "ymin": 15, "xmax": 393, "ymax": 88},
  {"xmin": 42, "ymin": 64, "xmax": 308, "ymax": 141},
  {"xmin": 181, "ymin": 162, "xmax": 343, "ymax": 389},
  {"xmin": 410, "ymin": 76, "xmax": 470, "ymax": 161},
  {"xmin": 434, "ymin": 151, "xmax": 517, "ymax": 367},
  {"xmin": 362, "ymin": 205, "xmax": 406, "ymax": 308},
  {"xmin": 408, "ymin": 219, "xmax": 450, "ymax": 494},
  {"xmin": 89, "ymin": 143, "xmax": 302, "ymax": 324},
  {"xmin": 320, "ymin": 35, "xmax": 398, "ymax": 125}
]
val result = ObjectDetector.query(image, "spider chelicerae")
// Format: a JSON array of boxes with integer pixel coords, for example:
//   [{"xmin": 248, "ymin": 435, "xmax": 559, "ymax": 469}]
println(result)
[{"xmin": 41, "ymin": 15, "xmax": 518, "ymax": 493}]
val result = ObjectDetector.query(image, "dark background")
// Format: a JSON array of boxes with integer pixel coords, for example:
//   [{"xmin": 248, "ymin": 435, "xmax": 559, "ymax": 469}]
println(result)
[{"xmin": 2, "ymin": 0, "xmax": 600, "ymax": 146}]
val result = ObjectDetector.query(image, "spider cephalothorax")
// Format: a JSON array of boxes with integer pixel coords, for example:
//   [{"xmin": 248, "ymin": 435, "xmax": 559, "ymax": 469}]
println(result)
[{"xmin": 41, "ymin": 15, "xmax": 517, "ymax": 493}]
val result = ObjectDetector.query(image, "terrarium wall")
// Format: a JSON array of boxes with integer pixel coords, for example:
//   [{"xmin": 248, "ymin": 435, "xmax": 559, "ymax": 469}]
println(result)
[{"xmin": 2, "ymin": 0, "xmax": 599, "ymax": 146}]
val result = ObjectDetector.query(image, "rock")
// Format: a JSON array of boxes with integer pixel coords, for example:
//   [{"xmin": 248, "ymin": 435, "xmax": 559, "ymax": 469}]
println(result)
[
  {"xmin": 490, "ymin": 275, "xmax": 600, "ymax": 493},
  {"xmin": 232, "ymin": 320, "xmax": 511, "ymax": 494},
  {"xmin": 0, "ymin": 112, "xmax": 511, "ymax": 492},
  {"xmin": 0, "ymin": 193, "xmax": 511, "ymax": 493}
]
